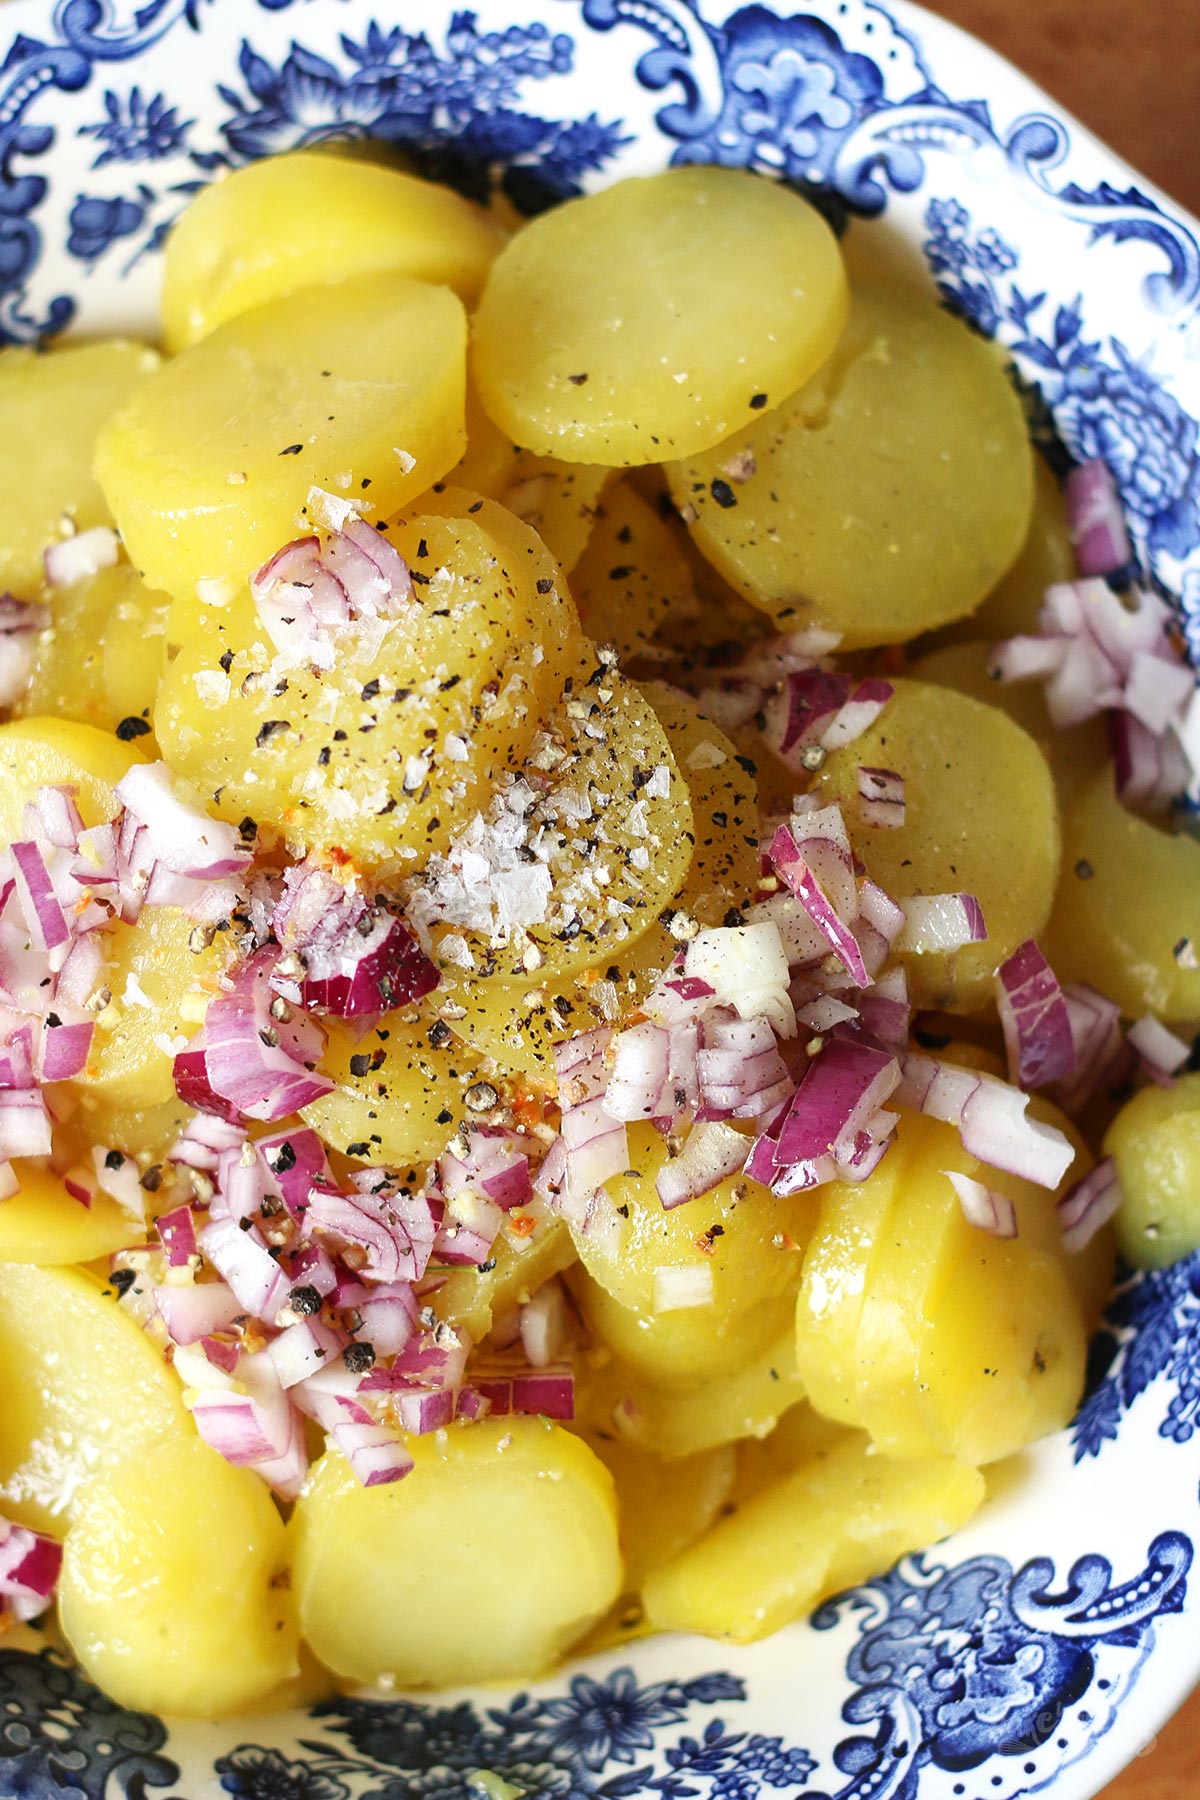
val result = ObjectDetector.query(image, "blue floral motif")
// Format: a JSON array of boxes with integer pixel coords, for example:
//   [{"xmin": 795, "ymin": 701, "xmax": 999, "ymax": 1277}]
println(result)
[
  {"xmin": 66, "ymin": 186, "xmax": 151, "ymax": 261},
  {"xmin": 78, "ymin": 85, "xmax": 193, "ymax": 165},
  {"xmin": 1073, "ymin": 1253, "xmax": 1200, "ymax": 1460},
  {"xmin": 923, "ymin": 197, "xmax": 1200, "ymax": 575},
  {"xmin": 0, "ymin": 1642, "xmax": 179, "ymax": 1799},
  {"xmin": 214, "ymin": 19, "xmax": 627, "ymax": 207}
]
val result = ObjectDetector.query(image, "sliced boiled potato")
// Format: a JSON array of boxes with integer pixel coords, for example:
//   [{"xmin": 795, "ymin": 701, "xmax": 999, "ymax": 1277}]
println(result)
[
  {"xmin": 909, "ymin": 640, "xmax": 1109, "ymax": 808},
  {"xmin": 474, "ymin": 167, "xmax": 848, "ymax": 465},
  {"xmin": 1105, "ymin": 1073, "xmax": 1200, "ymax": 1268},
  {"xmin": 59, "ymin": 1435, "xmax": 297, "ymax": 1716},
  {"xmin": 642, "ymin": 1431, "xmax": 983, "ymax": 1642},
  {"xmin": 0, "ymin": 1262, "xmax": 189, "ymax": 1534},
  {"xmin": 947, "ymin": 455, "xmax": 1076, "ymax": 645},
  {"xmin": 81, "ymin": 903, "xmax": 236, "ymax": 1113},
  {"xmin": 0, "ymin": 717, "xmax": 144, "ymax": 841},
  {"xmin": 575, "ymin": 1430, "xmax": 736, "ymax": 1590},
  {"xmin": 0, "ymin": 341, "xmax": 158, "ymax": 601},
  {"xmin": 572, "ymin": 482, "xmax": 694, "ymax": 659},
  {"xmin": 502, "ymin": 453, "xmax": 612, "ymax": 574},
  {"xmin": 163, "ymin": 150, "xmax": 505, "ymax": 350},
  {"xmin": 432, "ymin": 1218, "xmax": 576, "ymax": 1344},
  {"xmin": 300, "ymin": 1012, "xmax": 482, "ymax": 1171},
  {"xmin": 1043, "ymin": 767, "xmax": 1200, "ymax": 1021},
  {"xmin": 20, "ymin": 562, "xmax": 168, "ymax": 739},
  {"xmin": 413, "ymin": 661, "xmax": 693, "ymax": 984},
  {"xmin": 814, "ymin": 678, "xmax": 1060, "ymax": 1011},
  {"xmin": 0, "ymin": 1161, "xmax": 141, "ymax": 1265},
  {"xmin": 580, "ymin": 1319, "xmax": 808, "ymax": 1460},
  {"xmin": 155, "ymin": 504, "xmax": 579, "ymax": 872},
  {"xmin": 567, "ymin": 1123, "xmax": 814, "ymax": 1387},
  {"xmin": 292, "ymin": 1420, "xmax": 622, "ymax": 1685},
  {"xmin": 97, "ymin": 273, "xmax": 467, "ymax": 601},
  {"xmin": 668, "ymin": 283, "xmax": 1033, "ymax": 645}
]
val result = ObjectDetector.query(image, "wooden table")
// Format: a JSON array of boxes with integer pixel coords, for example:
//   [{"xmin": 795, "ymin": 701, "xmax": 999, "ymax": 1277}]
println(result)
[{"xmin": 918, "ymin": 9, "xmax": 1200, "ymax": 1794}]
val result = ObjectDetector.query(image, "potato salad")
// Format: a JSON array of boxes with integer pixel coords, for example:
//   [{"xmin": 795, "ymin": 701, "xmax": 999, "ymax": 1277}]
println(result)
[{"xmin": 0, "ymin": 151, "xmax": 1197, "ymax": 1716}]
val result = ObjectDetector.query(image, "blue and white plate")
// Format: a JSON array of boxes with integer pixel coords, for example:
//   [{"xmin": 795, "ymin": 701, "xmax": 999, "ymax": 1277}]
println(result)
[{"xmin": 1, "ymin": 3, "xmax": 1198, "ymax": 1796}]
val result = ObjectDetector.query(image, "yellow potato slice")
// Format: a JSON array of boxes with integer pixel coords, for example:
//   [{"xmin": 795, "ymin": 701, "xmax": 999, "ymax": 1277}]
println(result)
[
  {"xmin": 502, "ymin": 452, "xmax": 612, "ymax": 573},
  {"xmin": 0, "ymin": 1161, "xmax": 141, "ymax": 1265},
  {"xmin": 575, "ymin": 1430, "xmax": 736, "ymax": 1590},
  {"xmin": 474, "ymin": 167, "xmax": 848, "ymax": 465},
  {"xmin": 0, "ymin": 341, "xmax": 158, "ymax": 601},
  {"xmin": 300, "ymin": 1012, "xmax": 482, "ymax": 1170},
  {"xmin": 813, "ymin": 678, "xmax": 1060, "ymax": 1011},
  {"xmin": 567, "ymin": 1123, "xmax": 813, "ymax": 1387},
  {"xmin": 572, "ymin": 482, "xmax": 694, "ymax": 660},
  {"xmin": 432, "ymin": 1218, "xmax": 576, "ymax": 1344},
  {"xmin": 942, "ymin": 455, "xmax": 1076, "ymax": 644},
  {"xmin": 642, "ymin": 1431, "xmax": 983, "ymax": 1642},
  {"xmin": 292, "ymin": 1420, "xmax": 622, "ymax": 1685},
  {"xmin": 1042, "ymin": 767, "xmax": 1200, "ymax": 1021},
  {"xmin": 0, "ymin": 1262, "xmax": 188, "ymax": 1534},
  {"xmin": 59, "ymin": 1435, "xmax": 297, "ymax": 1716},
  {"xmin": 0, "ymin": 717, "xmax": 144, "ymax": 840},
  {"xmin": 155, "ymin": 504, "xmax": 579, "ymax": 873},
  {"xmin": 1104, "ymin": 1072, "xmax": 1200, "ymax": 1268},
  {"xmin": 20, "ymin": 563, "xmax": 169, "ymax": 739},
  {"xmin": 579, "ymin": 1317, "xmax": 808, "ymax": 1461},
  {"xmin": 163, "ymin": 150, "xmax": 505, "ymax": 350},
  {"xmin": 81, "ymin": 903, "xmax": 236, "ymax": 1112},
  {"xmin": 668, "ymin": 283, "xmax": 1033, "ymax": 645},
  {"xmin": 97, "ymin": 273, "xmax": 467, "ymax": 601},
  {"xmin": 909, "ymin": 640, "xmax": 1109, "ymax": 808}
]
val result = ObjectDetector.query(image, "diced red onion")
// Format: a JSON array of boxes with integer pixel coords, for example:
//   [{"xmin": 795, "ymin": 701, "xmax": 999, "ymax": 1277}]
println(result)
[
  {"xmin": 1127, "ymin": 1014, "xmax": 1191, "ymax": 1083},
  {"xmin": 1058, "ymin": 983, "xmax": 1129, "ymax": 1108},
  {"xmin": 896, "ymin": 893, "xmax": 987, "ymax": 955},
  {"xmin": 511, "ymin": 1366, "xmax": 574, "ymax": 1418},
  {"xmin": 272, "ymin": 862, "xmax": 437, "ymax": 1017},
  {"xmin": 170, "ymin": 1112, "xmax": 248, "ymax": 1173},
  {"xmin": 155, "ymin": 1281, "xmax": 243, "ymax": 1346},
  {"xmin": 10, "ymin": 840, "xmax": 70, "ymax": 953},
  {"xmin": 306, "ymin": 1176, "xmax": 439, "ymax": 1285},
  {"xmin": 340, "ymin": 1280, "xmax": 418, "ymax": 1355},
  {"xmin": 0, "ymin": 1517, "xmax": 62, "ymax": 1622},
  {"xmin": 944, "ymin": 1169, "xmax": 1017, "ymax": 1238},
  {"xmin": 43, "ymin": 525, "xmax": 119, "ymax": 588},
  {"xmin": 90, "ymin": 1144, "xmax": 145, "ymax": 1219},
  {"xmin": 115, "ymin": 762, "xmax": 251, "ymax": 880},
  {"xmin": 1058, "ymin": 1156, "xmax": 1123, "ymax": 1253},
  {"xmin": 768, "ymin": 824, "xmax": 867, "ymax": 985},
  {"xmin": 329, "ymin": 1418, "xmax": 415, "ymax": 1488},
  {"xmin": 559, "ymin": 1097, "xmax": 630, "ymax": 1206},
  {"xmin": 434, "ymin": 1188, "xmax": 504, "ymax": 1267},
  {"xmin": 552, "ymin": 1028, "xmax": 611, "ymax": 1108},
  {"xmin": 656, "ymin": 1119, "xmax": 749, "ymax": 1209},
  {"xmin": 773, "ymin": 1038, "xmax": 900, "ymax": 1169},
  {"xmin": 519, "ymin": 1280, "xmax": 569, "ymax": 1368},
  {"xmin": 1109, "ymin": 710, "xmax": 1188, "ymax": 811},
  {"xmin": 897, "ymin": 1052, "xmax": 1075, "ymax": 1189},
  {"xmin": 155, "ymin": 1203, "xmax": 198, "ymax": 1268},
  {"xmin": 994, "ymin": 939, "xmax": 1075, "ymax": 1089},
  {"xmin": 390, "ymin": 1383, "xmax": 456, "ymax": 1435},
  {"xmin": 856, "ymin": 766, "xmax": 905, "ymax": 829},
  {"xmin": 1064, "ymin": 460, "xmax": 1132, "ymax": 578},
  {"xmin": 652, "ymin": 1263, "xmax": 714, "ymax": 1311},
  {"xmin": 768, "ymin": 668, "xmax": 849, "ymax": 756},
  {"xmin": 199, "ymin": 1333, "xmax": 241, "ymax": 1376},
  {"xmin": 198, "ymin": 1214, "xmax": 290, "ymax": 1320},
  {"xmin": 256, "ymin": 1127, "xmax": 331, "ymax": 1218},
  {"xmin": 267, "ymin": 1317, "xmax": 347, "ymax": 1389},
  {"xmin": 603, "ymin": 1021, "xmax": 671, "ymax": 1122},
  {"xmin": 251, "ymin": 1402, "xmax": 310, "ymax": 1500},
  {"xmin": 823, "ymin": 677, "xmax": 894, "ymax": 751},
  {"xmin": 683, "ymin": 923, "xmax": 794, "ymax": 1035},
  {"xmin": 176, "ymin": 949, "xmax": 331, "ymax": 1123}
]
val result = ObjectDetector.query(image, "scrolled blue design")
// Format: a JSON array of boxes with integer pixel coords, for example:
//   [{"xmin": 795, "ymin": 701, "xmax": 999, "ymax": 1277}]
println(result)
[
  {"xmin": 0, "ymin": 1642, "xmax": 180, "ymax": 1800},
  {"xmin": 1073, "ymin": 1253, "xmax": 1200, "ymax": 1461}
]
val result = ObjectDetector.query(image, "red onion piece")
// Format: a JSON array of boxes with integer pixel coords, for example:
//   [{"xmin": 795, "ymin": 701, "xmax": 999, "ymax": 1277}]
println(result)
[
  {"xmin": 306, "ymin": 1175, "xmax": 439, "ymax": 1285},
  {"xmin": 603, "ymin": 1021, "xmax": 671, "ymax": 1122},
  {"xmin": 553, "ymin": 1028, "xmax": 612, "ymax": 1108},
  {"xmin": 559, "ymin": 1096, "xmax": 630, "ymax": 1204},
  {"xmin": 768, "ymin": 825, "xmax": 868, "ymax": 985},
  {"xmin": 856, "ymin": 766, "xmax": 905, "ymax": 830},
  {"xmin": 170, "ymin": 1112, "xmax": 248, "ymax": 1173},
  {"xmin": 823, "ymin": 677, "xmax": 894, "ymax": 751},
  {"xmin": 340, "ymin": 1280, "xmax": 418, "ymax": 1355},
  {"xmin": 896, "ymin": 893, "xmax": 987, "ymax": 954},
  {"xmin": 0, "ymin": 1516, "xmax": 62, "ymax": 1623},
  {"xmin": 1064, "ymin": 460, "xmax": 1132, "ymax": 578},
  {"xmin": 267, "ymin": 1317, "xmax": 348, "ymax": 1389},
  {"xmin": 773, "ymin": 1037, "xmax": 899, "ymax": 1170},
  {"xmin": 1109, "ymin": 710, "xmax": 1188, "ymax": 811},
  {"xmin": 10, "ymin": 840, "xmax": 70, "ymax": 952},
  {"xmin": 43, "ymin": 525, "xmax": 119, "ymax": 589},
  {"xmin": 897, "ymin": 1053, "xmax": 1075, "ymax": 1189},
  {"xmin": 519, "ymin": 1280, "xmax": 569, "ymax": 1368},
  {"xmin": 36, "ymin": 1012, "xmax": 93, "ymax": 1082},
  {"xmin": 0, "ymin": 1089, "xmax": 54, "ymax": 1160},
  {"xmin": 176, "ymin": 950, "xmax": 331, "ymax": 1123},
  {"xmin": 115, "ymin": 762, "xmax": 251, "ymax": 880},
  {"xmin": 770, "ymin": 668, "xmax": 850, "ymax": 755},
  {"xmin": 198, "ymin": 1215, "xmax": 290, "ymax": 1320},
  {"xmin": 391, "ymin": 1384, "xmax": 456, "ymax": 1434},
  {"xmin": 683, "ymin": 923, "xmax": 794, "ymax": 1035},
  {"xmin": 656, "ymin": 1119, "xmax": 749, "ymax": 1209},
  {"xmin": 434, "ymin": 1188, "xmax": 504, "ymax": 1267},
  {"xmin": 994, "ymin": 939, "xmax": 1076, "ymax": 1090},
  {"xmin": 1127, "ymin": 1014, "xmax": 1191, "ymax": 1084},
  {"xmin": 944, "ymin": 1169, "xmax": 1017, "ymax": 1238},
  {"xmin": 1058, "ymin": 1156, "xmax": 1122, "ymax": 1253},
  {"xmin": 1058, "ymin": 983, "xmax": 1129, "ymax": 1108},
  {"xmin": 511, "ymin": 1366, "xmax": 574, "ymax": 1418},
  {"xmin": 155, "ymin": 1203, "xmax": 198, "ymax": 1268},
  {"xmin": 155, "ymin": 1281, "xmax": 243, "ymax": 1346},
  {"xmin": 256, "ymin": 1127, "xmax": 331, "ymax": 1219},
  {"xmin": 272, "ymin": 862, "xmax": 437, "ymax": 1017}
]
